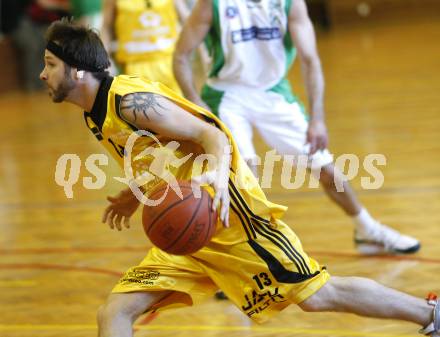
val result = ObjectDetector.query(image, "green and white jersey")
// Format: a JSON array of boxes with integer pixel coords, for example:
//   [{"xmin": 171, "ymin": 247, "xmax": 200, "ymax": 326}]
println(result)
[{"xmin": 205, "ymin": 0, "xmax": 295, "ymax": 93}]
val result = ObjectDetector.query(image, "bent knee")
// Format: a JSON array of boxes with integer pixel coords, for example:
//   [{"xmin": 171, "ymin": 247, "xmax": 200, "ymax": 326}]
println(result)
[
  {"xmin": 97, "ymin": 300, "xmax": 129, "ymax": 324},
  {"xmin": 97, "ymin": 304, "xmax": 106, "ymax": 322},
  {"xmin": 310, "ymin": 163, "xmax": 334, "ymax": 189},
  {"xmin": 318, "ymin": 164, "xmax": 336, "ymax": 184},
  {"xmin": 97, "ymin": 292, "xmax": 166, "ymax": 324}
]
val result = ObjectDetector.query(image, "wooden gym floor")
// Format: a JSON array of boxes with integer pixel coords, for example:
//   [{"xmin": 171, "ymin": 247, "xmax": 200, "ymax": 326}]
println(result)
[{"xmin": 0, "ymin": 15, "xmax": 439, "ymax": 337}]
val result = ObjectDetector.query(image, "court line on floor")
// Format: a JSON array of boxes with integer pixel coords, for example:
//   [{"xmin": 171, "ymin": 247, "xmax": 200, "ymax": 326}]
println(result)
[
  {"xmin": 0, "ymin": 263, "xmax": 122, "ymax": 277},
  {"xmin": 0, "ymin": 246, "xmax": 149, "ymax": 254},
  {"xmin": 0, "ymin": 323, "xmax": 417, "ymax": 337},
  {"xmin": 1, "ymin": 247, "xmax": 440, "ymax": 265}
]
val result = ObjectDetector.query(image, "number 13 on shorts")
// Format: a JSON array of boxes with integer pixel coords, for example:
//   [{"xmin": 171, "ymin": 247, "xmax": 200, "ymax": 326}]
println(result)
[
  {"xmin": 252, "ymin": 272, "xmax": 272, "ymax": 289},
  {"xmin": 241, "ymin": 272, "xmax": 286, "ymax": 317}
]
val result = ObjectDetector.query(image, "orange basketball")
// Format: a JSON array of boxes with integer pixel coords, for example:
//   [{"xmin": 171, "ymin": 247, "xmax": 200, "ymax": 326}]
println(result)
[{"xmin": 142, "ymin": 181, "xmax": 218, "ymax": 255}]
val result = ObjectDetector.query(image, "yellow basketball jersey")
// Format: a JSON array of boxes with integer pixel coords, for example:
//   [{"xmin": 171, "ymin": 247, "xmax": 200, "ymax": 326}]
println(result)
[
  {"xmin": 84, "ymin": 75, "xmax": 288, "ymax": 244},
  {"xmin": 114, "ymin": 0, "xmax": 179, "ymax": 63}
]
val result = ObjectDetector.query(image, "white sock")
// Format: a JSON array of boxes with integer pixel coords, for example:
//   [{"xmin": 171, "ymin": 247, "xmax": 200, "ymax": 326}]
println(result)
[{"xmin": 353, "ymin": 208, "xmax": 378, "ymax": 235}]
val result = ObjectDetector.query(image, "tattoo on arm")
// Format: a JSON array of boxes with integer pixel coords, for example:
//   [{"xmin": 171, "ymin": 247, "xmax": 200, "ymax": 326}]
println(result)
[{"xmin": 121, "ymin": 93, "xmax": 165, "ymax": 121}]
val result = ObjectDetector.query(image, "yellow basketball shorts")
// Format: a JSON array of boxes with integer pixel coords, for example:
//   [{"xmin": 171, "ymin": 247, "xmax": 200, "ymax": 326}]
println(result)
[
  {"xmin": 123, "ymin": 55, "xmax": 182, "ymax": 95},
  {"xmin": 112, "ymin": 217, "xmax": 330, "ymax": 323}
]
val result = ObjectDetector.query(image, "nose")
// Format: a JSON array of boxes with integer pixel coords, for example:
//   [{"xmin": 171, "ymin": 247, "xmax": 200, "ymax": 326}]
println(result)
[{"xmin": 40, "ymin": 67, "xmax": 47, "ymax": 81}]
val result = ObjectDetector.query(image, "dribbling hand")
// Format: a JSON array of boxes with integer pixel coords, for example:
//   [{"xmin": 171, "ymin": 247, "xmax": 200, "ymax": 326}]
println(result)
[
  {"xmin": 102, "ymin": 188, "xmax": 141, "ymax": 231},
  {"xmin": 192, "ymin": 170, "xmax": 230, "ymax": 228}
]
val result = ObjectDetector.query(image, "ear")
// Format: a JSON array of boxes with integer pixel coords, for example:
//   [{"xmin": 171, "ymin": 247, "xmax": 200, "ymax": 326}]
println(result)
[{"xmin": 76, "ymin": 70, "xmax": 85, "ymax": 79}]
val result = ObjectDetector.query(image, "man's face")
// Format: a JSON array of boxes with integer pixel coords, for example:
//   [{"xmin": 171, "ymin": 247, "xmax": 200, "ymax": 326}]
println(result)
[{"xmin": 40, "ymin": 50, "xmax": 75, "ymax": 103}]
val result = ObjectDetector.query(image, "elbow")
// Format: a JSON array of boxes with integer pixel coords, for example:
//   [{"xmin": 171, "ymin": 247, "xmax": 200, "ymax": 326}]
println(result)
[
  {"xmin": 173, "ymin": 48, "xmax": 191, "ymax": 66},
  {"xmin": 172, "ymin": 50, "xmax": 189, "ymax": 75},
  {"xmin": 300, "ymin": 52, "xmax": 321, "ymax": 70},
  {"xmin": 200, "ymin": 127, "xmax": 229, "ymax": 151},
  {"xmin": 215, "ymin": 129, "xmax": 231, "ymax": 155},
  {"xmin": 301, "ymin": 57, "xmax": 316, "ymax": 71},
  {"xmin": 213, "ymin": 127, "xmax": 229, "ymax": 145}
]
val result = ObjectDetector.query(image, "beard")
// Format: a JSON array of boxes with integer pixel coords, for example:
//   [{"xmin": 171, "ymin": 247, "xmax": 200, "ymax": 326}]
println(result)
[{"xmin": 50, "ymin": 76, "xmax": 75, "ymax": 103}]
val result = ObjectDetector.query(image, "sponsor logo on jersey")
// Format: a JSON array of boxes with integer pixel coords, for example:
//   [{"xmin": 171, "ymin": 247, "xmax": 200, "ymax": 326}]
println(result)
[
  {"xmin": 119, "ymin": 270, "xmax": 161, "ymax": 286},
  {"xmin": 241, "ymin": 287, "xmax": 286, "ymax": 318},
  {"xmin": 231, "ymin": 26, "xmax": 281, "ymax": 43}
]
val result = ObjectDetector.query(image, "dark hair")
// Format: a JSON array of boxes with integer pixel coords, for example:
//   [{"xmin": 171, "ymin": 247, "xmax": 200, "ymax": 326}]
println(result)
[{"xmin": 45, "ymin": 17, "xmax": 111, "ymax": 80}]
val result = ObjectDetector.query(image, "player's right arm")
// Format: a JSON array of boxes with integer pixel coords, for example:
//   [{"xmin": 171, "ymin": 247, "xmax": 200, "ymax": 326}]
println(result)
[
  {"xmin": 173, "ymin": 0, "xmax": 213, "ymax": 110},
  {"xmin": 119, "ymin": 92, "xmax": 231, "ymax": 227}
]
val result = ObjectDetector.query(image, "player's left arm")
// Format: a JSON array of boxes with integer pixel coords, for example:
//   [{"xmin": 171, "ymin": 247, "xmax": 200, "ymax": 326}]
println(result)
[
  {"xmin": 119, "ymin": 92, "xmax": 231, "ymax": 227},
  {"xmin": 288, "ymin": 0, "xmax": 328, "ymax": 154}
]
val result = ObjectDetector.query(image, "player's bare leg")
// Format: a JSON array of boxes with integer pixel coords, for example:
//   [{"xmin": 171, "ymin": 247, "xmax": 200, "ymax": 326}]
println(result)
[
  {"xmin": 97, "ymin": 291, "xmax": 171, "ymax": 337},
  {"xmin": 315, "ymin": 163, "xmax": 361, "ymax": 215},
  {"xmin": 298, "ymin": 276, "xmax": 434, "ymax": 330}
]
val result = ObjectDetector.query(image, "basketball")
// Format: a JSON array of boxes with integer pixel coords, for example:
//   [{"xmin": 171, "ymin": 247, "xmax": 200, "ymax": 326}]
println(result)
[{"xmin": 142, "ymin": 181, "xmax": 218, "ymax": 255}]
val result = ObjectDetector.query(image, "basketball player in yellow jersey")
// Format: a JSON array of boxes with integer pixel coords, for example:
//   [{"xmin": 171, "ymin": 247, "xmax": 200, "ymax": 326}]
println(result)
[
  {"xmin": 101, "ymin": 0, "xmax": 189, "ymax": 93},
  {"xmin": 40, "ymin": 19, "xmax": 440, "ymax": 337}
]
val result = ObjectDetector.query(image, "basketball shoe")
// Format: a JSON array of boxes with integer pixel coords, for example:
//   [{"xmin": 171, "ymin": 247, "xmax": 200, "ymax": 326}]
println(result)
[
  {"xmin": 355, "ymin": 222, "xmax": 420, "ymax": 254},
  {"xmin": 419, "ymin": 293, "xmax": 440, "ymax": 336}
]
